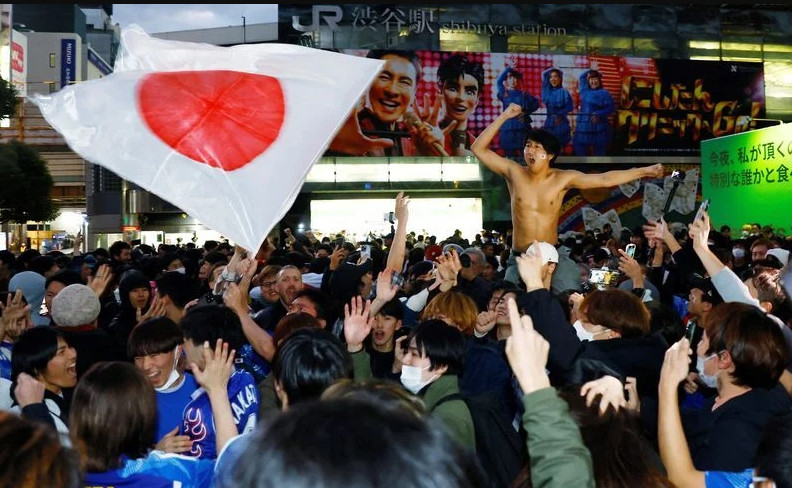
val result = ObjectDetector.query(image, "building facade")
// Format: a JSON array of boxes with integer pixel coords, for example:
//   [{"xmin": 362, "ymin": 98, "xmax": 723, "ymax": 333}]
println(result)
[{"xmin": 5, "ymin": 5, "xmax": 792, "ymax": 249}]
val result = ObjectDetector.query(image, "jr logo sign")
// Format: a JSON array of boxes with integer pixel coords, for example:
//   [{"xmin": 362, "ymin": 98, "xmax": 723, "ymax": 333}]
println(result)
[{"xmin": 292, "ymin": 5, "xmax": 343, "ymax": 32}]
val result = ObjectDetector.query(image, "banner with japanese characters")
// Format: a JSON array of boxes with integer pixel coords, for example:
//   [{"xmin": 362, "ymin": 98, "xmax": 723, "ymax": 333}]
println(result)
[
  {"xmin": 701, "ymin": 124, "xmax": 792, "ymax": 233},
  {"xmin": 323, "ymin": 50, "xmax": 764, "ymax": 159}
]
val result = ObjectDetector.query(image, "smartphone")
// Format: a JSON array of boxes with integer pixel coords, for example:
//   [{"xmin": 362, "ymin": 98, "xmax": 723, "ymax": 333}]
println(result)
[
  {"xmin": 588, "ymin": 268, "xmax": 621, "ymax": 291},
  {"xmin": 360, "ymin": 244, "xmax": 371, "ymax": 260},
  {"xmin": 685, "ymin": 322, "xmax": 698, "ymax": 343},
  {"xmin": 694, "ymin": 199, "xmax": 710, "ymax": 222},
  {"xmin": 334, "ymin": 237, "xmax": 344, "ymax": 248},
  {"xmin": 625, "ymin": 243, "xmax": 636, "ymax": 259}
]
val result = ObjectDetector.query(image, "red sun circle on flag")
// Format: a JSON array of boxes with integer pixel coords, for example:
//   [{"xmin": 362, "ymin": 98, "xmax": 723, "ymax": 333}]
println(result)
[{"xmin": 137, "ymin": 70, "xmax": 285, "ymax": 171}]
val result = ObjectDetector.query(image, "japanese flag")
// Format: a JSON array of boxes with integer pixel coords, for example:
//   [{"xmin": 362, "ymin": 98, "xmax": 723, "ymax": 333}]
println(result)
[{"xmin": 32, "ymin": 25, "xmax": 384, "ymax": 252}]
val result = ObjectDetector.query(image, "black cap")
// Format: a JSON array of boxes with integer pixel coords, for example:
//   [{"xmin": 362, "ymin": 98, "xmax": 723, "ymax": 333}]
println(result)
[
  {"xmin": 688, "ymin": 273, "xmax": 724, "ymax": 305},
  {"xmin": 408, "ymin": 260, "xmax": 435, "ymax": 280}
]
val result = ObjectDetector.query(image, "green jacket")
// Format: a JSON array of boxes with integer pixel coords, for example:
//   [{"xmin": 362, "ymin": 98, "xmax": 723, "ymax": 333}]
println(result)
[
  {"xmin": 351, "ymin": 349, "xmax": 475, "ymax": 450},
  {"xmin": 257, "ymin": 373, "xmax": 281, "ymax": 417},
  {"xmin": 523, "ymin": 387, "xmax": 595, "ymax": 488},
  {"xmin": 424, "ymin": 375, "xmax": 476, "ymax": 450}
]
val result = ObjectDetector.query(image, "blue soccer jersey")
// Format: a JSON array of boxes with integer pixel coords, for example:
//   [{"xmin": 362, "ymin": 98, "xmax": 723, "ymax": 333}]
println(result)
[{"xmin": 183, "ymin": 368, "xmax": 259, "ymax": 459}]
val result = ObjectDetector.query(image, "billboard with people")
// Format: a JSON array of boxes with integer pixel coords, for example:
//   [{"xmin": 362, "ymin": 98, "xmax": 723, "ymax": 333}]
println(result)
[{"xmin": 326, "ymin": 50, "xmax": 765, "ymax": 158}]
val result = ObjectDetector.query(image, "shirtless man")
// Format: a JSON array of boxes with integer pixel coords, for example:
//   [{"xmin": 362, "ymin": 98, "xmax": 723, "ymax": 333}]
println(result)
[{"xmin": 471, "ymin": 102, "xmax": 663, "ymax": 285}]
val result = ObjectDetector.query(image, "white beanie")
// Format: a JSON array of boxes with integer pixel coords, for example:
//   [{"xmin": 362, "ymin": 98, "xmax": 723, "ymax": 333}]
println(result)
[{"xmin": 51, "ymin": 284, "xmax": 101, "ymax": 327}]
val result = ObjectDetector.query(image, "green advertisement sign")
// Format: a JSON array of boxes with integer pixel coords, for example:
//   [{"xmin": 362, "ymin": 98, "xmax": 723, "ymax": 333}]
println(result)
[{"xmin": 701, "ymin": 123, "xmax": 792, "ymax": 234}]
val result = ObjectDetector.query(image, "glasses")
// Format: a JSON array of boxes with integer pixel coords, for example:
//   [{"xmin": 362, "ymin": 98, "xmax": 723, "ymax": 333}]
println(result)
[{"xmin": 261, "ymin": 280, "xmax": 277, "ymax": 288}]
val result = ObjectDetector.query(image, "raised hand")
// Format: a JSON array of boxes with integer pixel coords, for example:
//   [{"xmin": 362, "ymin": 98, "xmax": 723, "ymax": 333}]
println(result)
[
  {"xmin": 136, "ymin": 295, "xmax": 167, "ymax": 325},
  {"xmin": 503, "ymin": 103, "xmax": 522, "ymax": 119},
  {"xmin": 580, "ymin": 375, "xmax": 627, "ymax": 414},
  {"xmin": 516, "ymin": 241, "xmax": 544, "ymax": 290},
  {"xmin": 394, "ymin": 191, "xmax": 410, "ymax": 223},
  {"xmin": 191, "ymin": 339, "xmax": 235, "ymax": 395},
  {"xmin": 434, "ymin": 250, "xmax": 462, "ymax": 291},
  {"xmin": 375, "ymin": 269, "xmax": 400, "ymax": 303},
  {"xmin": 660, "ymin": 338, "xmax": 692, "ymax": 391},
  {"xmin": 643, "ymin": 218, "xmax": 667, "ymax": 243},
  {"xmin": 475, "ymin": 310, "xmax": 498, "ymax": 337},
  {"xmin": 505, "ymin": 297, "xmax": 550, "ymax": 394},
  {"xmin": 88, "ymin": 263, "xmax": 114, "ymax": 298},
  {"xmin": 625, "ymin": 377, "xmax": 641, "ymax": 413},
  {"xmin": 392, "ymin": 335, "xmax": 408, "ymax": 374},
  {"xmin": 0, "ymin": 289, "xmax": 31, "ymax": 340},
  {"xmin": 617, "ymin": 248, "xmax": 643, "ymax": 282},
  {"xmin": 329, "ymin": 245, "xmax": 348, "ymax": 271},
  {"xmin": 236, "ymin": 258, "xmax": 258, "ymax": 296},
  {"xmin": 688, "ymin": 210, "xmax": 711, "ymax": 251},
  {"xmin": 14, "ymin": 372, "xmax": 45, "ymax": 407},
  {"xmin": 643, "ymin": 163, "xmax": 664, "ymax": 179},
  {"xmin": 344, "ymin": 296, "xmax": 372, "ymax": 353},
  {"xmin": 222, "ymin": 283, "xmax": 249, "ymax": 316},
  {"xmin": 568, "ymin": 292, "xmax": 584, "ymax": 322}
]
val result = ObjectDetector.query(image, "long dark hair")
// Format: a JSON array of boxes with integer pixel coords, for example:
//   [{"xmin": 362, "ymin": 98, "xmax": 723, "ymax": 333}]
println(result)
[
  {"xmin": 69, "ymin": 362, "xmax": 157, "ymax": 472},
  {"xmin": 557, "ymin": 384, "xmax": 674, "ymax": 488}
]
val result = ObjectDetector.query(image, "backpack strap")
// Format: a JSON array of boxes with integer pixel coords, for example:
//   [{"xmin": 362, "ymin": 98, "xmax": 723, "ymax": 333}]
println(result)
[{"xmin": 434, "ymin": 393, "xmax": 464, "ymax": 410}]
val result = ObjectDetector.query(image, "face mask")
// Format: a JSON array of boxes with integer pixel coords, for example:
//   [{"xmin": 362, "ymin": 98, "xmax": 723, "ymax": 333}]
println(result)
[
  {"xmin": 732, "ymin": 248, "xmax": 746, "ymax": 259},
  {"xmin": 696, "ymin": 354, "xmax": 720, "ymax": 389},
  {"xmin": 154, "ymin": 346, "xmax": 182, "ymax": 392},
  {"xmin": 400, "ymin": 364, "xmax": 434, "ymax": 394},
  {"xmin": 572, "ymin": 319, "xmax": 595, "ymax": 342}
]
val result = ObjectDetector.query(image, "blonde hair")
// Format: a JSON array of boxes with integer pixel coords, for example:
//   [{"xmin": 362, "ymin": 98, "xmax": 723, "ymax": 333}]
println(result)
[{"xmin": 421, "ymin": 291, "xmax": 478, "ymax": 335}]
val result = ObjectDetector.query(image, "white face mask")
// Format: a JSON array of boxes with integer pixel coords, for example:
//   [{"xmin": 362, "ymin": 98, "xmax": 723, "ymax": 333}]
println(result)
[
  {"xmin": 696, "ymin": 354, "xmax": 720, "ymax": 389},
  {"xmin": 154, "ymin": 345, "xmax": 182, "ymax": 392},
  {"xmin": 732, "ymin": 248, "xmax": 746, "ymax": 259},
  {"xmin": 572, "ymin": 319, "xmax": 595, "ymax": 342},
  {"xmin": 400, "ymin": 364, "xmax": 435, "ymax": 394}
]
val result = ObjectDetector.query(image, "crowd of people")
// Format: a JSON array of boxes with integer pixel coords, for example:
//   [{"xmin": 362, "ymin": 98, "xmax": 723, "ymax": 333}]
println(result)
[{"xmin": 1, "ymin": 186, "xmax": 791, "ymax": 488}]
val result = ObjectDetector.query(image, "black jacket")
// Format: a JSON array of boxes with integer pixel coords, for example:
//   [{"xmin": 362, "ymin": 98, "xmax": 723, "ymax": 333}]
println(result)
[{"xmin": 682, "ymin": 383, "xmax": 792, "ymax": 472}]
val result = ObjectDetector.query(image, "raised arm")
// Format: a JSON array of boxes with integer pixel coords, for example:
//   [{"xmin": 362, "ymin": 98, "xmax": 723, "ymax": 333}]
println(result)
[
  {"xmin": 224, "ymin": 282, "xmax": 276, "ymax": 361},
  {"xmin": 505, "ymin": 298, "xmax": 595, "ymax": 488},
  {"xmin": 658, "ymin": 339, "xmax": 706, "ymax": 488},
  {"xmin": 567, "ymin": 163, "xmax": 663, "ymax": 190},
  {"xmin": 470, "ymin": 103, "xmax": 523, "ymax": 177},
  {"xmin": 385, "ymin": 192, "xmax": 409, "ymax": 274}
]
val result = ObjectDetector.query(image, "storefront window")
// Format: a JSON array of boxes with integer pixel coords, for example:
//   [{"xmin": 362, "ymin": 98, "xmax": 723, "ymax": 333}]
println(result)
[
  {"xmin": 439, "ymin": 30, "xmax": 489, "ymax": 52},
  {"xmin": 587, "ymin": 36, "xmax": 633, "ymax": 57},
  {"xmin": 507, "ymin": 33, "xmax": 539, "ymax": 54},
  {"xmin": 539, "ymin": 34, "xmax": 586, "ymax": 55}
]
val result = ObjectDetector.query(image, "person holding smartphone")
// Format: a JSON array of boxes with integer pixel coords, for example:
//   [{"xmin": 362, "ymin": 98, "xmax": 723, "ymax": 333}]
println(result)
[{"xmin": 679, "ymin": 275, "xmax": 724, "ymax": 402}]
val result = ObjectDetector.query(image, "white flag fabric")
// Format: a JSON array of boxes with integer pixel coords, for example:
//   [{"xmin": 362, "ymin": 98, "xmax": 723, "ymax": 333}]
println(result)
[{"xmin": 32, "ymin": 25, "xmax": 384, "ymax": 252}]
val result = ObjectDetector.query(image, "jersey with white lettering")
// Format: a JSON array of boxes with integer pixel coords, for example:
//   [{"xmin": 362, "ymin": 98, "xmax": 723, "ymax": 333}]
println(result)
[{"xmin": 182, "ymin": 368, "xmax": 259, "ymax": 460}]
